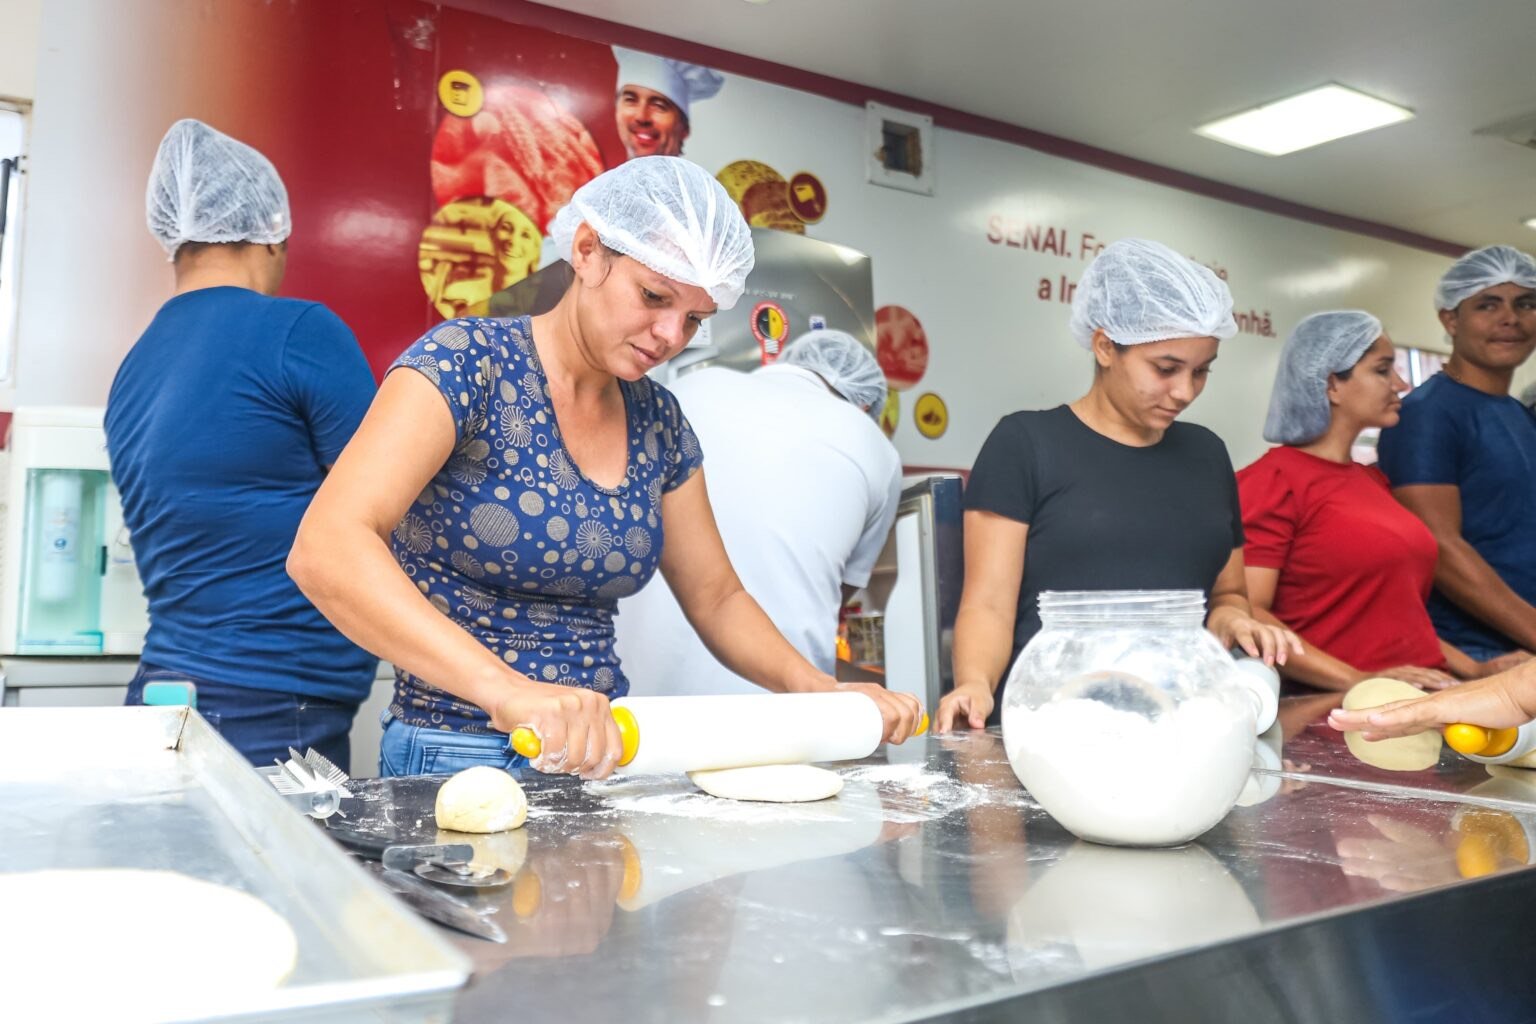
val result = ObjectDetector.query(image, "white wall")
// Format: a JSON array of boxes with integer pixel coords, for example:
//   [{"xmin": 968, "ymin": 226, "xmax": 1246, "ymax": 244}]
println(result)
[
  {"xmin": 6, "ymin": 1, "xmax": 218, "ymax": 411},
  {"xmin": 680, "ymin": 73, "xmax": 1474, "ymax": 471},
  {"xmin": 0, "ymin": 0, "xmax": 40, "ymax": 102}
]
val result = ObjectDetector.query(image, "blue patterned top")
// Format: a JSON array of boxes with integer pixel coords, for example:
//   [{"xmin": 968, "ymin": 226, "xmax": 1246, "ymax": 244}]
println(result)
[{"xmin": 388, "ymin": 316, "xmax": 703, "ymax": 732}]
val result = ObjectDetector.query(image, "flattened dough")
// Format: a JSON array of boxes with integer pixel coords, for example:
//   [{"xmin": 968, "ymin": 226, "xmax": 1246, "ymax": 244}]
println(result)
[
  {"xmin": 0, "ymin": 868, "xmax": 297, "ymax": 1021},
  {"xmin": 688, "ymin": 764, "xmax": 844, "ymax": 803},
  {"xmin": 1342, "ymin": 677, "xmax": 1443, "ymax": 771}
]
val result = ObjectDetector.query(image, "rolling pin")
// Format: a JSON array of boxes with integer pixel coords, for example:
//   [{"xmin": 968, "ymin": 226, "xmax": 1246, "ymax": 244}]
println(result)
[
  {"xmin": 1444, "ymin": 722, "xmax": 1536, "ymax": 767},
  {"xmin": 509, "ymin": 692, "xmax": 927, "ymax": 775}
]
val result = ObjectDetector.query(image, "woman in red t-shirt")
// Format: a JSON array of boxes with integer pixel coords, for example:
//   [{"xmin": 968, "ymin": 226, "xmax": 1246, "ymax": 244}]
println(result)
[{"xmin": 1238, "ymin": 311, "xmax": 1521, "ymax": 691}]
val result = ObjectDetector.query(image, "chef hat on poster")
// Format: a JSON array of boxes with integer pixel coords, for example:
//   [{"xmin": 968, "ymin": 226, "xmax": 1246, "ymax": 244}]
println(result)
[
  {"xmin": 613, "ymin": 47, "xmax": 725, "ymax": 122},
  {"xmin": 145, "ymin": 119, "xmax": 291, "ymax": 259}
]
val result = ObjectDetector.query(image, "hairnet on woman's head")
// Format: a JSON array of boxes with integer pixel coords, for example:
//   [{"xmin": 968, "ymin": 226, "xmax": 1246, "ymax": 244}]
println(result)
[
  {"xmin": 548, "ymin": 157, "xmax": 755, "ymax": 309},
  {"xmin": 777, "ymin": 329, "xmax": 888, "ymax": 419},
  {"xmin": 1262, "ymin": 310, "xmax": 1384, "ymax": 445},
  {"xmin": 1069, "ymin": 239, "xmax": 1237, "ymax": 348},
  {"xmin": 1434, "ymin": 245, "xmax": 1536, "ymax": 312},
  {"xmin": 145, "ymin": 119, "xmax": 291, "ymax": 258}
]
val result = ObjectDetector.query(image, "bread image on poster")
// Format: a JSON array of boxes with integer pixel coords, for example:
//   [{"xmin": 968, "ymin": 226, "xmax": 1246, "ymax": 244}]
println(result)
[
  {"xmin": 717, "ymin": 160, "xmax": 805, "ymax": 234},
  {"xmin": 431, "ymin": 83, "xmax": 604, "ymax": 234}
]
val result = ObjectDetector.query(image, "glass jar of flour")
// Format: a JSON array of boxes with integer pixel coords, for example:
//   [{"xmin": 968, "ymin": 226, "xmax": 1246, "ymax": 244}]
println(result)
[{"xmin": 1000, "ymin": 590, "xmax": 1274, "ymax": 847}]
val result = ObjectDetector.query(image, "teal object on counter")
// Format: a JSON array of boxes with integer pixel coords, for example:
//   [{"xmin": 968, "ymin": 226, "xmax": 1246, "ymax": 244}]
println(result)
[{"xmin": 141, "ymin": 680, "xmax": 197, "ymax": 708}]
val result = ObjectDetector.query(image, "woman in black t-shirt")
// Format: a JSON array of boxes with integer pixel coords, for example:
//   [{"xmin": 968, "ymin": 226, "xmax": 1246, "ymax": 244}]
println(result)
[{"xmin": 936, "ymin": 239, "xmax": 1300, "ymax": 731}]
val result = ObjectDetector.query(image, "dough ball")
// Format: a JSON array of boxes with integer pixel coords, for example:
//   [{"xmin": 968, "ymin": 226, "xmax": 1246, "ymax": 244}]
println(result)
[
  {"xmin": 1342, "ymin": 677, "xmax": 1442, "ymax": 772},
  {"xmin": 435, "ymin": 765, "xmax": 528, "ymax": 832},
  {"xmin": 688, "ymin": 764, "xmax": 844, "ymax": 803}
]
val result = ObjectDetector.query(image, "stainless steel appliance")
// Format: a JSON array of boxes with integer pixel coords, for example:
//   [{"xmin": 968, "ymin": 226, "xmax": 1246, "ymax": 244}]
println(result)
[
  {"xmin": 667, "ymin": 227, "xmax": 875, "ymax": 381},
  {"xmin": 853, "ymin": 474, "xmax": 964, "ymax": 714}
]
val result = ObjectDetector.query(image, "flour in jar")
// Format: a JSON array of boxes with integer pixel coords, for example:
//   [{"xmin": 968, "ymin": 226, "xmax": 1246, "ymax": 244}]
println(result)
[{"xmin": 1003, "ymin": 696, "xmax": 1254, "ymax": 847}]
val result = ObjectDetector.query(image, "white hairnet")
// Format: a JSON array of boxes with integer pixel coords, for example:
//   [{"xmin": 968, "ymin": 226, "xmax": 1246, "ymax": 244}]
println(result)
[
  {"xmin": 548, "ymin": 156, "xmax": 754, "ymax": 310},
  {"xmin": 1069, "ymin": 239, "xmax": 1237, "ymax": 348},
  {"xmin": 777, "ymin": 329, "xmax": 887, "ymax": 419},
  {"xmin": 1262, "ymin": 310, "xmax": 1383, "ymax": 445},
  {"xmin": 145, "ymin": 119, "xmax": 291, "ymax": 258},
  {"xmin": 613, "ymin": 47, "xmax": 724, "ymax": 122},
  {"xmin": 1434, "ymin": 245, "xmax": 1536, "ymax": 312}
]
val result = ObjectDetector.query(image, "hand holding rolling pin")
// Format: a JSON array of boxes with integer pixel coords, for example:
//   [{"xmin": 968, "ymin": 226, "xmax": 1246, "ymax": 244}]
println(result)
[
  {"xmin": 508, "ymin": 692, "xmax": 923, "ymax": 778},
  {"xmin": 490, "ymin": 683, "xmax": 625, "ymax": 779},
  {"xmin": 828, "ymin": 681, "xmax": 925, "ymax": 744},
  {"xmin": 1329, "ymin": 659, "xmax": 1536, "ymax": 741}
]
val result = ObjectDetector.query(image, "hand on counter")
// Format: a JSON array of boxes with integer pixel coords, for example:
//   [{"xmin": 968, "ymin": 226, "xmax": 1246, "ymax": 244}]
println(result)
[
  {"xmin": 1328, "ymin": 662, "xmax": 1536, "ymax": 741},
  {"xmin": 934, "ymin": 681, "xmax": 994, "ymax": 733},
  {"xmin": 491, "ymin": 683, "xmax": 623, "ymax": 779},
  {"xmin": 1207, "ymin": 606, "xmax": 1302, "ymax": 667}
]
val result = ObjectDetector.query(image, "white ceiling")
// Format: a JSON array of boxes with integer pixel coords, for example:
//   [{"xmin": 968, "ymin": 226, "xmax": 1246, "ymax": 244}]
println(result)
[{"xmin": 533, "ymin": 0, "xmax": 1536, "ymax": 252}]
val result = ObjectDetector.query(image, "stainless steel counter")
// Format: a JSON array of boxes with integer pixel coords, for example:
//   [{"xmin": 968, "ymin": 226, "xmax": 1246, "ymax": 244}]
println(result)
[
  {"xmin": 330, "ymin": 695, "xmax": 1536, "ymax": 1023},
  {"xmin": 0, "ymin": 707, "xmax": 469, "ymax": 1022}
]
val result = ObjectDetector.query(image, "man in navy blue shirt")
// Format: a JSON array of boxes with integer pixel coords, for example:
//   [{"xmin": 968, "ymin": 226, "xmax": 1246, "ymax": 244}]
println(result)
[
  {"xmin": 106, "ymin": 120, "xmax": 377, "ymax": 767},
  {"xmin": 1377, "ymin": 246, "xmax": 1536, "ymax": 663}
]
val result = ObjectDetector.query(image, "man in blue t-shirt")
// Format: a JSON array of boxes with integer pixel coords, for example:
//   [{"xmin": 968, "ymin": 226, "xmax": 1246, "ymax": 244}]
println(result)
[
  {"xmin": 105, "ymin": 120, "xmax": 377, "ymax": 767},
  {"xmin": 1377, "ymin": 245, "xmax": 1536, "ymax": 662}
]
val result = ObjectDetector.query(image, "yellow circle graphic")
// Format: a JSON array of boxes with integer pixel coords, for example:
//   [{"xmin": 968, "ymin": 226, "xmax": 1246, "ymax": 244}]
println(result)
[
  {"xmin": 438, "ymin": 69, "xmax": 484, "ymax": 118},
  {"xmin": 418, "ymin": 198, "xmax": 542, "ymax": 320},
  {"xmin": 914, "ymin": 392, "xmax": 948, "ymax": 440}
]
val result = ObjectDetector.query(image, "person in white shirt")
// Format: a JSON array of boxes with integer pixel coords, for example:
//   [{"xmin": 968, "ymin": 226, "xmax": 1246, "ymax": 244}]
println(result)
[{"xmin": 616, "ymin": 329, "xmax": 902, "ymax": 696}]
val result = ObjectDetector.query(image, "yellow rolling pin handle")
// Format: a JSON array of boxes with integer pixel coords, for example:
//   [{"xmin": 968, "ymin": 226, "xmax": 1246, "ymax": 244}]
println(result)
[
  {"xmin": 510, "ymin": 705, "xmax": 640, "ymax": 766},
  {"xmin": 916, "ymin": 712, "xmax": 930, "ymax": 737},
  {"xmin": 1444, "ymin": 723, "xmax": 1520, "ymax": 758}
]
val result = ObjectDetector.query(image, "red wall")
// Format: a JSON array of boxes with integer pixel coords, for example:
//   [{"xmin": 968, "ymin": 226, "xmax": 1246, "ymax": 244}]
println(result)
[{"xmin": 224, "ymin": 1, "xmax": 626, "ymax": 376}]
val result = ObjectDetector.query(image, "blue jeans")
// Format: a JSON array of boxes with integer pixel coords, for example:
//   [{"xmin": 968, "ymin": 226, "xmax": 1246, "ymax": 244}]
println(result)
[
  {"xmin": 378, "ymin": 712, "xmax": 530, "ymax": 777},
  {"xmin": 127, "ymin": 663, "xmax": 358, "ymax": 769}
]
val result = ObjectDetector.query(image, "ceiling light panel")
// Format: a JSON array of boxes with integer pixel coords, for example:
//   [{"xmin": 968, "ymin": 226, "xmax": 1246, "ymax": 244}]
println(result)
[{"xmin": 1196, "ymin": 84, "xmax": 1413, "ymax": 157}]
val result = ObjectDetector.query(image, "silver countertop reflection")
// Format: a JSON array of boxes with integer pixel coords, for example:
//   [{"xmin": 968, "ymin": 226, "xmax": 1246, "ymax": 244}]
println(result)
[{"xmin": 332, "ymin": 700, "xmax": 1536, "ymax": 1022}]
